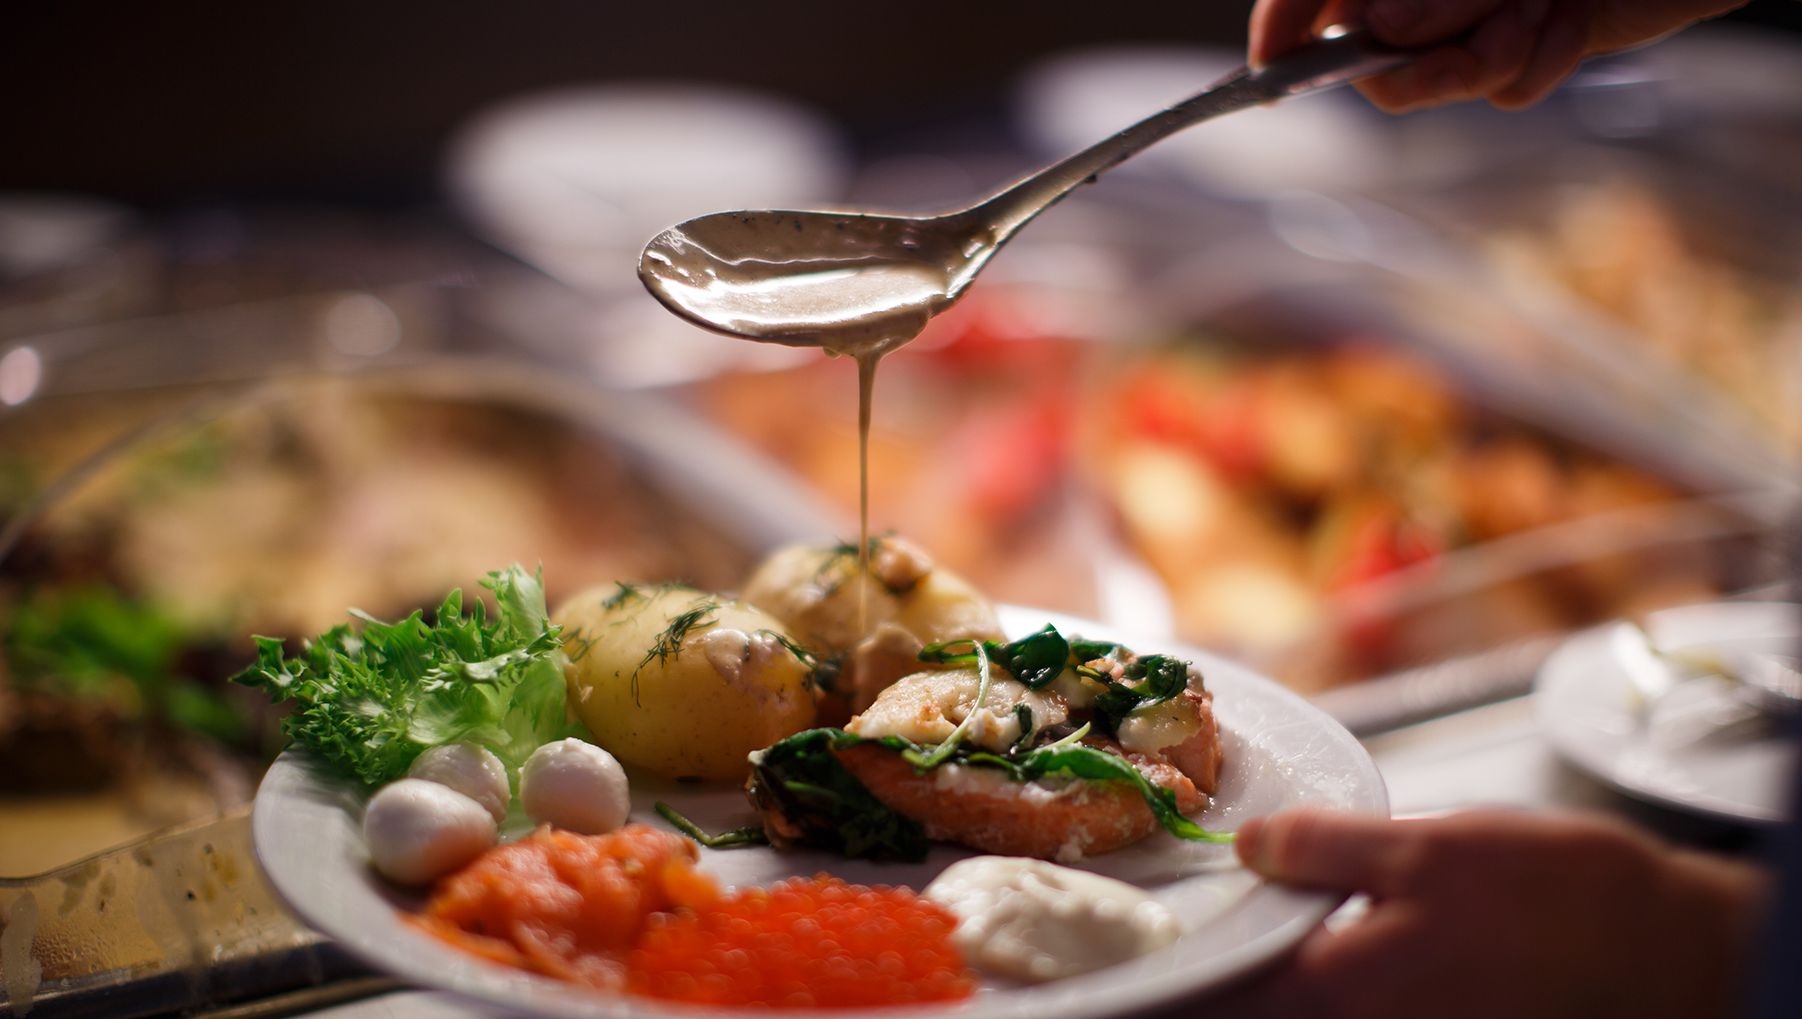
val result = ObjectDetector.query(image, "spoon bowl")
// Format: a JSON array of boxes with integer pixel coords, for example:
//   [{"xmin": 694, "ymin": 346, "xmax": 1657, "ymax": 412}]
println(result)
[
  {"xmin": 639, "ymin": 208, "xmax": 986, "ymax": 356},
  {"xmin": 640, "ymin": 30, "xmax": 1417, "ymax": 353}
]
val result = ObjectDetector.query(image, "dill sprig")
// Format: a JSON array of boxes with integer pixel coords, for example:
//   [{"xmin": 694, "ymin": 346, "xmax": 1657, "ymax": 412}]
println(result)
[
  {"xmin": 631, "ymin": 598, "xmax": 719, "ymax": 704},
  {"xmin": 655, "ymin": 801, "xmax": 769, "ymax": 849},
  {"xmin": 826, "ymin": 535, "xmax": 885, "ymax": 563},
  {"xmin": 758, "ymin": 628, "xmax": 843, "ymax": 697},
  {"xmin": 600, "ymin": 581, "xmax": 645, "ymax": 611}
]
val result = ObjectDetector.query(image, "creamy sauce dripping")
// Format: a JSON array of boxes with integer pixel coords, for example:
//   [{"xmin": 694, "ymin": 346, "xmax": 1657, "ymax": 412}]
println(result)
[
  {"xmin": 649, "ymin": 215, "xmax": 963, "ymax": 627},
  {"xmin": 855, "ymin": 352, "xmax": 878, "ymax": 631},
  {"xmin": 781, "ymin": 306, "xmax": 935, "ymax": 635},
  {"xmin": 843, "ymin": 334, "xmax": 910, "ymax": 630}
]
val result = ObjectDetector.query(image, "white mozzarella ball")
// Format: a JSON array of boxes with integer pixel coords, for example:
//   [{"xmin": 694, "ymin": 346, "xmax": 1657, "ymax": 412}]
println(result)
[
  {"xmin": 407, "ymin": 743, "xmax": 510, "ymax": 823},
  {"xmin": 518, "ymin": 738, "xmax": 631, "ymax": 834},
  {"xmin": 362, "ymin": 778, "xmax": 497, "ymax": 886}
]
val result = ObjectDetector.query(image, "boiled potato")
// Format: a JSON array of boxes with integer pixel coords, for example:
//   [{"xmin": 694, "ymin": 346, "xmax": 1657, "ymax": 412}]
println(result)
[
  {"xmin": 741, "ymin": 536, "xmax": 1003, "ymax": 715},
  {"xmin": 553, "ymin": 583, "xmax": 815, "ymax": 781},
  {"xmin": 740, "ymin": 542, "xmax": 879, "ymax": 652},
  {"xmin": 743, "ymin": 535, "xmax": 1002, "ymax": 651},
  {"xmin": 893, "ymin": 568, "xmax": 1005, "ymax": 647}
]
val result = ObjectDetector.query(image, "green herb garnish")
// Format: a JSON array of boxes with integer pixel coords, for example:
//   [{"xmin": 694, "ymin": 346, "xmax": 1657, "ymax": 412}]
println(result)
[
  {"xmin": 655, "ymin": 801, "xmax": 770, "ymax": 849},
  {"xmin": 1092, "ymin": 655, "xmax": 1191, "ymax": 735},
  {"xmin": 922, "ymin": 624, "xmax": 1198, "ymax": 738},
  {"xmin": 1042, "ymin": 720, "xmax": 1091, "ymax": 749},
  {"xmin": 1070, "ymin": 639, "xmax": 1127, "ymax": 665},
  {"xmin": 920, "ymin": 624, "xmax": 1070, "ymax": 689},
  {"xmin": 991, "ymin": 625, "xmax": 1071, "ymax": 688},
  {"xmin": 746, "ymin": 728, "xmax": 930, "ymax": 861},
  {"xmin": 600, "ymin": 581, "xmax": 644, "ymax": 611},
  {"xmin": 1008, "ymin": 703, "xmax": 1037, "ymax": 753},
  {"xmin": 906, "ymin": 638, "xmax": 993, "ymax": 770},
  {"xmin": 1011, "ymin": 743, "xmax": 1232, "ymax": 844},
  {"xmin": 638, "ymin": 601, "xmax": 717, "ymax": 672},
  {"xmin": 630, "ymin": 598, "xmax": 719, "ymax": 704},
  {"xmin": 230, "ymin": 564, "xmax": 578, "ymax": 788},
  {"xmin": 820, "ymin": 532, "xmax": 913, "ymax": 595},
  {"xmin": 758, "ymin": 628, "xmax": 842, "ymax": 696},
  {"xmin": 826, "ymin": 536, "xmax": 877, "ymax": 563}
]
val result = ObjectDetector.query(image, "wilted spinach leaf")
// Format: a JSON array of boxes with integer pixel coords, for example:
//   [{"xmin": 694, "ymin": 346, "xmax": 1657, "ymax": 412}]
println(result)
[{"xmin": 746, "ymin": 728, "xmax": 929, "ymax": 862}]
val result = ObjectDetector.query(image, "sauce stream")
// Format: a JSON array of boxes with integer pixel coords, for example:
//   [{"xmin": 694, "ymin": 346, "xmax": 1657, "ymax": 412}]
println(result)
[
  {"xmin": 856, "ymin": 351, "xmax": 878, "ymax": 630},
  {"xmin": 650, "ymin": 217, "xmax": 959, "ymax": 625}
]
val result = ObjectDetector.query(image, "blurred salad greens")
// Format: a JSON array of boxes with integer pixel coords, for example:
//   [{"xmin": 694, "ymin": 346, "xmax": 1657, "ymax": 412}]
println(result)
[{"xmin": 5, "ymin": 585, "xmax": 251, "ymax": 743}]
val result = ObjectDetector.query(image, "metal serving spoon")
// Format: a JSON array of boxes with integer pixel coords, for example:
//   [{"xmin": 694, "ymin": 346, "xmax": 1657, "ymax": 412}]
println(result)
[
  {"xmin": 638, "ymin": 29, "xmax": 1414, "ymax": 355},
  {"xmin": 1616, "ymin": 623, "xmax": 1802, "ymax": 752}
]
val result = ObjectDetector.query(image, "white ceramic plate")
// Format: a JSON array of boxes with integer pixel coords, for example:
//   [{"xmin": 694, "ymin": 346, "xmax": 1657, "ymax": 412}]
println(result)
[
  {"xmin": 1535, "ymin": 601, "xmax": 1799, "ymax": 825},
  {"xmin": 252, "ymin": 605, "xmax": 1387, "ymax": 1019}
]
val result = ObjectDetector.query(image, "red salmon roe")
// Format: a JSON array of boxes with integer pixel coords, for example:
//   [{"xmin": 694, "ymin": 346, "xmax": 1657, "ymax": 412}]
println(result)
[{"xmin": 625, "ymin": 874, "xmax": 974, "ymax": 1008}]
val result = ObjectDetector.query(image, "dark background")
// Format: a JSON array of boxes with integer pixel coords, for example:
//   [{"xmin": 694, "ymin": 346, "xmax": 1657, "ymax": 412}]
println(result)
[{"xmin": 6, "ymin": 1, "xmax": 1801, "ymax": 207}]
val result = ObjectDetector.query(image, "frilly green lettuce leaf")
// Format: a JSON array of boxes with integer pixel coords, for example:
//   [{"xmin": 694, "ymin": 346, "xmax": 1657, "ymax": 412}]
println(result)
[{"xmin": 231, "ymin": 564, "xmax": 580, "ymax": 788}]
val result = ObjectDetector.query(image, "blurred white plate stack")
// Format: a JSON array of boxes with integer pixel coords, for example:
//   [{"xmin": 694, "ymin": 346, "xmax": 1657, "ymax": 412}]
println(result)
[{"xmin": 446, "ymin": 85, "xmax": 849, "ymax": 384}]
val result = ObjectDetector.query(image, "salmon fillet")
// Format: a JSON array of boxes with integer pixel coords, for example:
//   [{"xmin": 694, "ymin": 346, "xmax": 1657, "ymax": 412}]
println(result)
[{"xmin": 833, "ymin": 741, "xmax": 1203, "ymax": 862}]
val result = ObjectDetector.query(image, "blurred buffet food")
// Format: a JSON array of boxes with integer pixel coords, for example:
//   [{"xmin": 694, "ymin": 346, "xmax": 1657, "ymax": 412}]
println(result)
[
  {"xmin": 1352, "ymin": 143, "xmax": 1802, "ymax": 467},
  {"xmin": 1478, "ymin": 176, "xmax": 1802, "ymax": 448},
  {"xmin": 682, "ymin": 277, "xmax": 1778, "ymax": 693},
  {"xmin": 1082, "ymin": 335, "xmax": 1767, "ymax": 689},
  {"xmin": 3, "ymin": 32, "xmax": 1797, "ymax": 874},
  {"xmin": 8, "ymin": 378, "xmax": 751, "ymax": 635},
  {"xmin": 0, "ymin": 366, "xmax": 763, "ymax": 872}
]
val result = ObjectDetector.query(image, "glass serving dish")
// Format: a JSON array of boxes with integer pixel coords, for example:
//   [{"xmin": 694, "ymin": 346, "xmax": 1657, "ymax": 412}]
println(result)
[
  {"xmin": 1377, "ymin": 144, "xmax": 1802, "ymax": 459},
  {"xmin": 0, "ymin": 373, "xmax": 814, "ymax": 863},
  {"xmin": 0, "ymin": 285, "xmax": 853, "ymax": 1014}
]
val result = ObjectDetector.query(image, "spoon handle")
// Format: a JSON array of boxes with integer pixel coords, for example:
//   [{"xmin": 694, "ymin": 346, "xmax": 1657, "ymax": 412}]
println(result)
[{"xmin": 959, "ymin": 30, "xmax": 1411, "ymax": 279}]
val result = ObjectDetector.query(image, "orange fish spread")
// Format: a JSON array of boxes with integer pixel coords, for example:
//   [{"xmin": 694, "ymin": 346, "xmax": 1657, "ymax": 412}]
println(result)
[{"xmin": 414, "ymin": 824, "xmax": 973, "ymax": 1007}]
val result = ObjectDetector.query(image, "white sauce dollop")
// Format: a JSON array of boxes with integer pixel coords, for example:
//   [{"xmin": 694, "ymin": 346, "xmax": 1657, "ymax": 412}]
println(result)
[
  {"xmin": 519, "ymin": 738, "xmax": 631, "ymax": 834},
  {"xmin": 1115, "ymin": 696, "xmax": 1203, "ymax": 760},
  {"xmin": 923, "ymin": 856, "xmax": 1182, "ymax": 982},
  {"xmin": 697, "ymin": 626, "xmax": 789, "ymax": 693}
]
